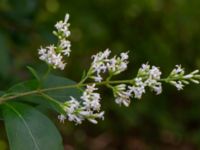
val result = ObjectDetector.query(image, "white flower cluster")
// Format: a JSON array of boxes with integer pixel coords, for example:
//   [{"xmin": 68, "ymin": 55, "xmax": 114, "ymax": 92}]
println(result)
[
  {"xmin": 85, "ymin": 50, "xmax": 163, "ymax": 107},
  {"xmin": 111, "ymin": 64, "xmax": 162, "ymax": 107},
  {"xmin": 38, "ymin": 14, "xmax": 71, "ymax": 70},
  {"xmin": 135, "ymin": 64, "xmax": 162, "ymax": 96},
  {"xmin": 56, "ymin": 47, "xmax": 199, "ymax": 123},
  {"xmin": 58, "ymin": 84, "xmax": 104, "ymax": 124},
  {"xmin": 81, "ymin": 84, "xmax": 101, "ymax": 111},
  {"xmin": 168, "ymin": 65, "xmax": 199, "ymax": 90},
  {"xmin": 37, "ymin": 13, "xmax": 200, "ymax": 125},
  {"xmin": 90, "ymin": 49, "xmax": 129, "ymax": 82},
  {"xmin": 113, "ymin": 84, "xmax": 131, "ymax": 107}
]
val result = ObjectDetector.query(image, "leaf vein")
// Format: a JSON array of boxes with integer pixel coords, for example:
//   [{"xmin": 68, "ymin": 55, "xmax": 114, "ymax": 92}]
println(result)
[{"xmin": 5, "ymin": 103, "xmax": 40, "ymax": 150}]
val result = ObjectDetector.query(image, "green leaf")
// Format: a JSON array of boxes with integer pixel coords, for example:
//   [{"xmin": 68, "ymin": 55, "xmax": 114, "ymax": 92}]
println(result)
[
  {"xmin": 5, "ymin": 80, "xmax": 45, "ymax": 104},
  {"xmin": 2, "ymin": 102, "xmax": 64, "ymax": 150},
  {"xmin": 6, "ymin": 74, "xmax": 82, "ymax": 103},
  {"xmin": 27, "ymin": 66, "xmax": 40, "ymax": 81},
  {"xmin": 3, "ymin": 74, "xmax": 82, "ymax": 113},
  {"xmin": 4, "ymin": 75, "xmax": 81, "ymax": 113},
  {"xmin": 5, "ymin": 80, "xmax": 61, "ymax": 113},
  {"xmin": 42, "ymin": 74, "xmax": 82, "ymax": 102},
  {"xmin": 7, "ymin": 80, "xmax": 39, "ymax": 94}
]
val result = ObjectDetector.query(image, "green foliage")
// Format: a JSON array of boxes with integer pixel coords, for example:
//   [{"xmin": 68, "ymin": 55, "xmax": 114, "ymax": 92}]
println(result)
[
  {"xmin": 8, "ymin": 80, "xmax": 39, "ymax": 94},
  {"xmin": 0, "ymin": 74, "xmax": 82, "ymax": 149},
  {"xmin": 27, "ymin": 66, "xmax": 41, "ymax": 82},
  {"xmin": 0, "ymin": 0, "xmax": 200, "ymax": 149},
  {"xmin": 5, "ymin": 74, "xmax": 81, "ymax": 111},
  {"xmin": 2, "ymin": 102, "xmax": 63, "ymax": 150},
  {"xmin": 42, "ymin": 74, "xmax": 82, "ymax": 102}
]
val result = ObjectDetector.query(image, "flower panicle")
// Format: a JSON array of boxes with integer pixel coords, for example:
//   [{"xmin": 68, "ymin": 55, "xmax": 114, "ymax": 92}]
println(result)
[
  {"xmin": 38, "ymin": 13, "xmax": 71, "ymax": 70},
  {"xmin": 57, "ymin": 48, "xmax": 200, "ymax": 124},
  {"xmin": 58, "ymin": 84, "xmax": 104, "ymax": 124},
  {"xmin": 111, "ymin": 63, "xmax": 162, "ymax": 107},
  {"xmin": 89, "ymin": 49, "xmax": 129, "ymax": 82},
  {"xmin": 37, "ymin": 14, "xmax": 200, "ymax": 125}
]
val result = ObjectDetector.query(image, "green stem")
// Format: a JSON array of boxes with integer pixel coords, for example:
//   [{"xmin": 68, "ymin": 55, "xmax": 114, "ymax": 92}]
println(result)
[
  {"xmin": 1, "ymin": 75, "xmax": 179, "ymax": 105},
  {"xmin": 78, "ymin": 67, "xmax": 92, "ymax": 85},
  {"xmin": 39, "ymin": 93, "xmax": 62, "ymax": 106},
  {"xmin": 0, "ymin": 79, "xmax": 134, "ymax": 104}
]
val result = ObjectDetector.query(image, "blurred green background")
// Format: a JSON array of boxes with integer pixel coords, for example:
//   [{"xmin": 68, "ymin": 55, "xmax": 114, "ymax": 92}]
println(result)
[{"xmin": 0, "ymin": 0, "xmax": 200, "ymax": 149}]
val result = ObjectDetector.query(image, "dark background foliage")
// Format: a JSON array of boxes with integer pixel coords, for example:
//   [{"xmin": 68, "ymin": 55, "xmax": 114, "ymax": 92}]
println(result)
[{"xmin": 0, "ymin": 0, "xmax": 200, "ymax": 149}]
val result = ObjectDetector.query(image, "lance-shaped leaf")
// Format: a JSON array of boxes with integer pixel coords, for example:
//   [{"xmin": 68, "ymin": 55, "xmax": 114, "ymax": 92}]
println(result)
[
  {"xmin": 42, "ymin": 74, "xmax": 82, "ymax": 102},
  {"xmin": 4, "ymin": 74, "xmax": 82, "ymax": 112},
  {"xmin": 2, "ymin": 102, "xmax": 64, "ymax": 150}
]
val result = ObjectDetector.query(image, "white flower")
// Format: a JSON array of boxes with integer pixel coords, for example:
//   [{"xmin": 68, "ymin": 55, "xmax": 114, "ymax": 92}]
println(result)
[
  {"xmin": 85, "ymin": 84, "xmax": 98, "ymax": 92},
  {"xmin": 38, "ymin": 47, "xmax": 47, "ymax": 60},
  {"xmin": 113, "ymin": 84, "xmax": 131, "ymax": 106},
  {"xmin": 58, "ymin": 62, "xmax": 66, "ymax": 70},
  {"xmin": 107, "ymin": 52, "xmax": 129, "ymax": 75},
  {"xmin": 175, "ymin": 81, "xmax": 184, "ymax": 90},
  {"xmin": 138, "ymin": 63, "xmax": 150, "ymax": 74},
  {"xmin": 184, "ymin": 74, "xmax": 193, "ymax": 79},
  {"xmin": 88, "ymin": 118, "xmax": 98, "ymax": 124},
  {"xmin": 171, "ymin": 65, "xmax": 184, "ymax": 76},
  {"xmin": 90, "ymin": 49, "xmax": 129, "ymax": 81},
  {"xmin": 58, "ymin": 114, "xmax": 66, "ymax": 123},
  {"xmin": 135, "ymin": 77, "xmax": 144, "ymax": 86},
  {"xmin": 93, "ymin": 74, "xmax": 103, "ymax": 82},
  {"xmin": 175, "ymin": 65, "xmax": 184, "ymax": 74},
  {"xmin": 87, "ymin": 111, "xmax": 105, "ymax": 124},
  {"xmin": 81, "ymin": 84, "xmax": 101, "ymax": 111},
  {"xmin": 59, "ymin": 89, "xmax": 104, "ymax": 124},
  {"xmin": 136, "ymin": 64, "xmax": 163, "ymax": 96},
  {"xmin": 38, "ymin": 13, "xmax": 71, "ymax": 70},
  {"xmin": 95, "ymin": 111, "xmax": 105, "ymax": 119},
  {"xmin": 149, "ymin": 66, "xmax": 161, "ymax": 80},
  {"xmin": 66, "ymin": 97, "xmax": 80, "ymax": 112},
  {"xmin": 152, "ymin": 82, "xmax": 162, "ymax": 95},
  {"xmin": 170, "ymin": 81, "xmax": 184, "ymax": 90},
  {"xmin": 115, "ymin": 93, "xmax": 131, "ymax": 107},
  {"xmin": 38, "ymin": 47, "xmax": 46, "ymax": 55},
  {"xmin": 59, "ymin": 97, "xmax": 83, "ymax": 124},
  {"xmin": 68, "ymin": 114, "xmax": 83, "ymax": 124},
  {"xmin": 120, "ymin": 52, "xmax": 129, "ymax": 60},
  {"xmin": 91, "ymin": 49, "xmax": 111, "ymax": 64},
  {"xmin": 142, "ymin": 63, "xmax": 150, "ymax": 70},
  {"xmin": 55, "ymin": 14, "xmax": 71, "ymax": 38},
  {"xmin": 91, "ymin": 49, "xmax": 110, "ymax": 73},
  {"xmin": 60, "ymin": 39, "xmax": 71, "ymax": 56},
  {"xmin": 38, "ymin": 45, "xmax": 67, "ymax": 70},
  {"xmin": 128, "ymin": 85, "xmax": 145, "ymax": 99},
  {"xmin": 90, "ymin": 49, "xmax": 111, "ymax": 82}
]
